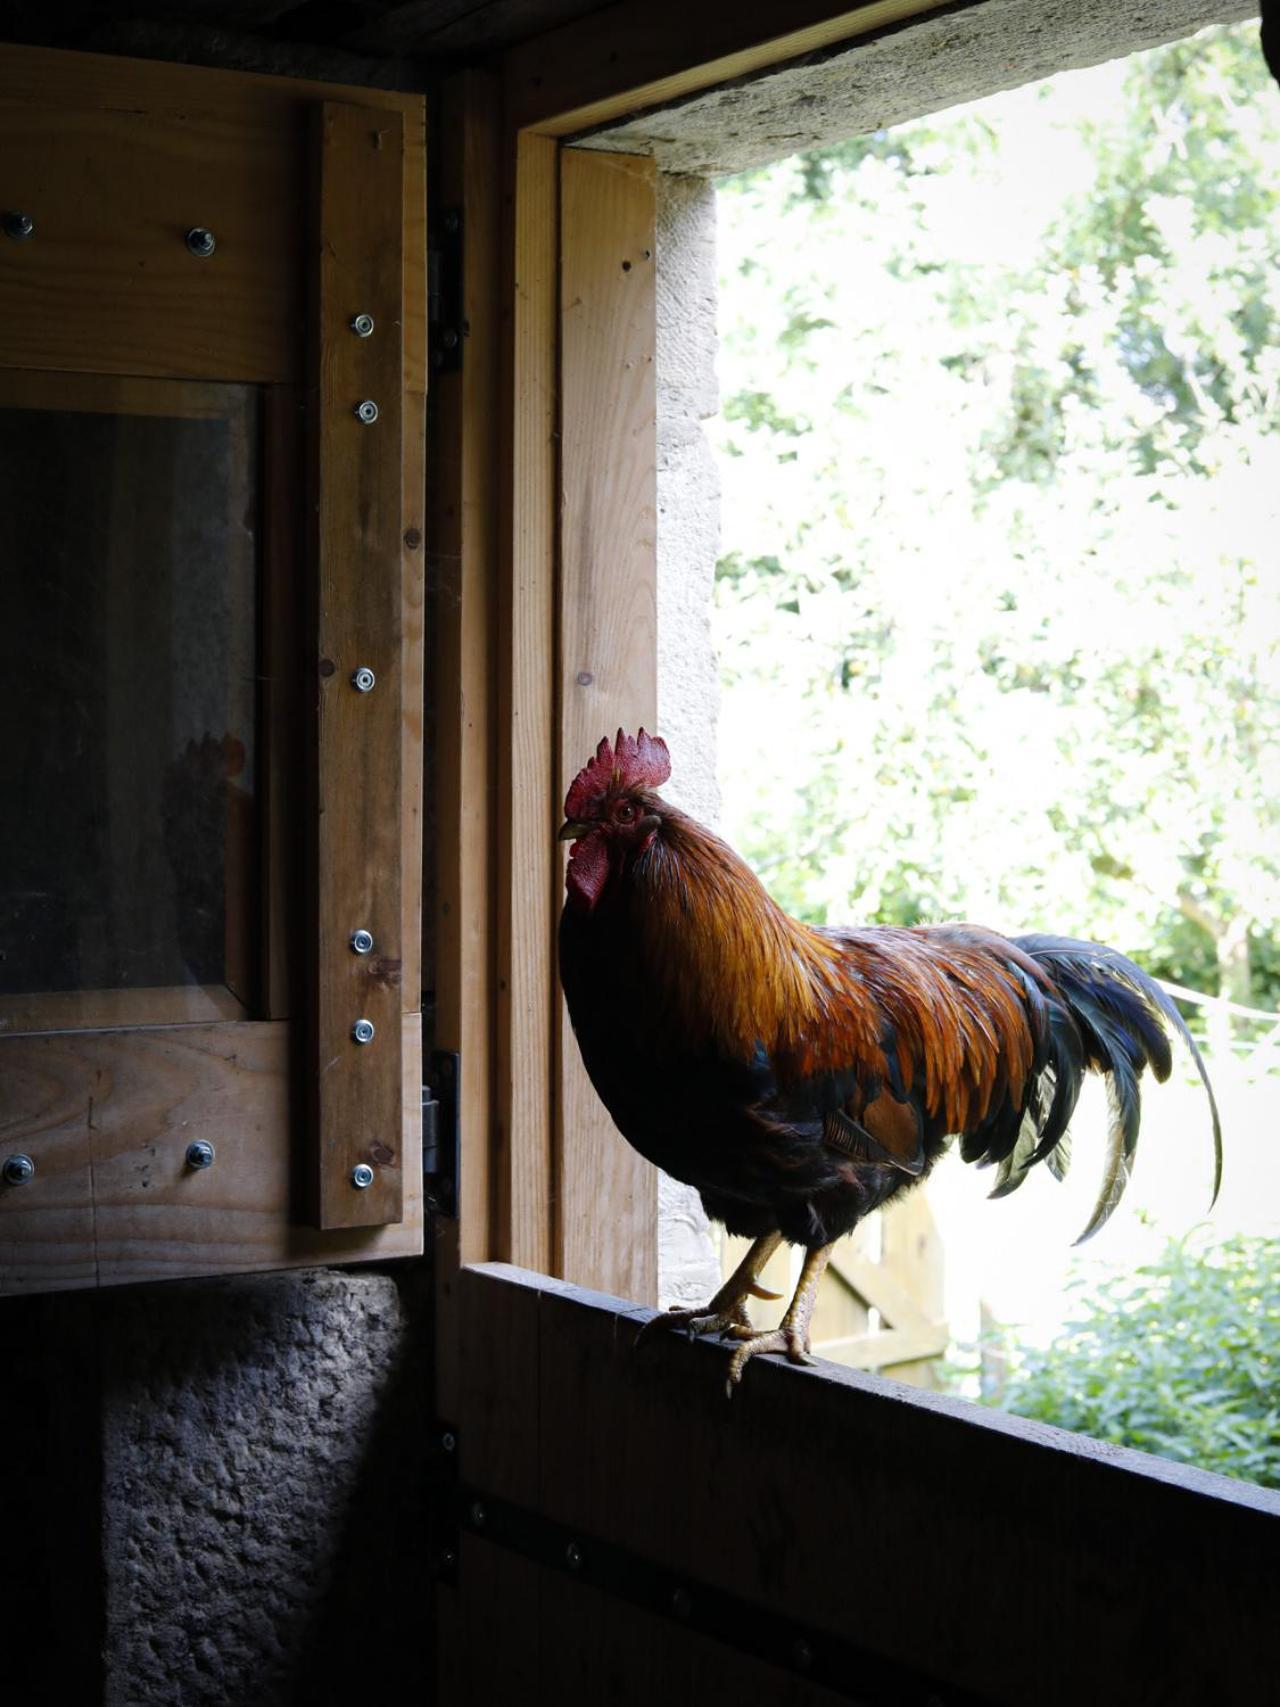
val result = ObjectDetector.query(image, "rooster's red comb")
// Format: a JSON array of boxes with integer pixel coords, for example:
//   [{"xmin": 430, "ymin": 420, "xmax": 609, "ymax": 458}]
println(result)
[{"xmin": 564, "ymin": 728, "xmax": 671, "ymax": 819}]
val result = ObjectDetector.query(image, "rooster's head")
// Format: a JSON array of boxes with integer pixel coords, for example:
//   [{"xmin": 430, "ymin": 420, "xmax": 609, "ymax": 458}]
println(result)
[{"xmin": 559, "ymin": 728, "xmax": 671, "ymax": 911}]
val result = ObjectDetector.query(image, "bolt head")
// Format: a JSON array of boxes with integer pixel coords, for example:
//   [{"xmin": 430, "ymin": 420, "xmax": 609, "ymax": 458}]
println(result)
[
  {"xmin": 354, "ymin": 399, "xmax": 379, "ymax": 424},
  {"xmin": 441, "ymin": 327, "xmax": 459, "ymax": 351},
  {"xmin": 350, "ymin": 928, "xmax": 375, "ymax": 955},
  {"xmin": 440, "ymin": 1430, "xmax": 457, "ymax": 1453},
  {"xmin": 185, "ymin": 1141, "xmax": 215, "ymax": 1171},
  {"xmin": 185, "ymin": 226, "xmax": 216, "ymax": 257},
  {"xmin": 469, "ymin": 1501, "xmax": 486, "ymax": 1529},
  {"xmin": 565, "ymin": 1542, "xmax": 583, "ymax": 1571},
  {"xmin": 442, "ymin": 210, "xmax": 460, "ymax": 235},
  {"xmin": 4, "ymin": 211, "xmax": 34, "ymax": 241},
  {"xmin": 350, "ymin": 313, "xmax": 375, "ymax": 337},
  {"xmin": 351, "ymin": 667, "xmax": 376, "ymax": 694},
  {"xmin": 2, "ymin": 1153, "xmax": 35, "ymax": 1186},
  {"xmin": 352, "ymin": 1018, "xmax": 376, "ymax": 1045},
  {"xmin": 351, "ymin": 1163, "xmax": 375, "ymax": 1189}
]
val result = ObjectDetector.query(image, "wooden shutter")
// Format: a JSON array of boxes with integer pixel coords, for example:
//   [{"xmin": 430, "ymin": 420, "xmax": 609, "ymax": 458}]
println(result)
[{"xmin": 0, "ymin": 46, "xmax": 426, "ymax": 1294}]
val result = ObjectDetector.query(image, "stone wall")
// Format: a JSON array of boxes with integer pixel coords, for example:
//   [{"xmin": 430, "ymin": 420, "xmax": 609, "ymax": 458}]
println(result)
[{"xmin": 2, "ymin": 1267, "xmax": 432, "ymax": 1706}]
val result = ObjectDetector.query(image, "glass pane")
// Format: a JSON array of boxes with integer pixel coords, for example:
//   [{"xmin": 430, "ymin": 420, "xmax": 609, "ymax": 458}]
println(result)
[{"xmin": 0, "ymin": 384, "xmax": 259, "ymax": 1016}]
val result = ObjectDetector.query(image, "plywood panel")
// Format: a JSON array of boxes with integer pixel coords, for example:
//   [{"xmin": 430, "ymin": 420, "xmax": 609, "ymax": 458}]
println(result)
[
  {"xmin": 311, "ymin": 101, "xmax": 406, "ymax": 1230},
  {"xmin": 557, "ymin": 148, "xmax": 658, "ymax": 1302},
  {"xmin": 0, "ymin": 1015, "xmax": 423, "ymax": 1295}
]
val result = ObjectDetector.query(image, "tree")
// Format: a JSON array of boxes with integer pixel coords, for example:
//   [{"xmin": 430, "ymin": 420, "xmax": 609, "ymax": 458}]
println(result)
[{"xmin": 713, "ymin": 21, "xmax": 1280, "ymax": 1023}]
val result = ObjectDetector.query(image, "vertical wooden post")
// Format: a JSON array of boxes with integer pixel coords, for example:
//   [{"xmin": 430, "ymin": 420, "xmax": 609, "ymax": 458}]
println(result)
[
  {"xmin": 496, "ymin": 128, "xmax": 560, "ymax": 1279},
  {"xmin": 311, "ymin": 101, "xmax": 405, "ymax": 1229},
  {"xmin": 432, "ymin": 70, "xmax": 502, "ymax": 1418},
  {"xmin": 557, "ymin": 148, "xmax": 659, "ymax": 1301}
]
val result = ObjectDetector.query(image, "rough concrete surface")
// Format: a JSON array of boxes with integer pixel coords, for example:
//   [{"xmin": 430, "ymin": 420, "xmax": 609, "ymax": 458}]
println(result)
[
  {"xmin": 580, "ymin": 0, "xmax": 1255, "ymax": 175},
  {"xmin": 654, "ymin": 171, "xmax": 725, "ymax": 1311},
  {"xmin": 99, "ymin": 1267, "xmax": 430, "ymax": 1707}
]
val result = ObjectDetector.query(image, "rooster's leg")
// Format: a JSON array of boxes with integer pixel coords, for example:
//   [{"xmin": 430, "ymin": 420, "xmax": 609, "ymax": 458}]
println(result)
[
  {"xmin": 636, "ymin": 1230, "xmax": 784, "ymax": 1346},
  {"xmin": 724, "ymin": 1242, "xmax": 834, "ymax": 1389}
]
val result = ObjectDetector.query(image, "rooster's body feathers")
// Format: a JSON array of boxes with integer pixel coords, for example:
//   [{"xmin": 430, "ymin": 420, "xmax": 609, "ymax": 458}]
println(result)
[{"xmin": 559, "ymin": 733, "xmax": 1221, "ymax": 1254}]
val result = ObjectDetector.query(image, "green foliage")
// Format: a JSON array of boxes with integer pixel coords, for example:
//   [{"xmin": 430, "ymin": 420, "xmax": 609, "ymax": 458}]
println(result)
[
  {"xmin": 990, "ymin": 1234, "xmax": 1280, "ymax": 1488},
  {"xmin": 713, "ymin": 21, "xmax": 1280, "ymax": 1012}
]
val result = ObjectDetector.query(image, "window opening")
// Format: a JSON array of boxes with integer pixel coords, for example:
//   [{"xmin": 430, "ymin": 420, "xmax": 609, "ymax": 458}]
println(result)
[{"xmin": 709, "ymin": 19, "xmax": 1279, "ymax": 1484}]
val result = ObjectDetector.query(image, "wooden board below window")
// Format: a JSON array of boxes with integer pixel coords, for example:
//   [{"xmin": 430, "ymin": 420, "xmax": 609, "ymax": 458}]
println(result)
[{"xmin": 0, "ymin": 1014, "xmax": 423, "ymax": 1295}]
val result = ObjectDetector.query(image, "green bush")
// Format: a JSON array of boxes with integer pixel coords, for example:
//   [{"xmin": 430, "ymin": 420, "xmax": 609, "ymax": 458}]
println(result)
[{"xmin": 991, "ymin": 1234, "xmax": 1280, "ymax": 1489}]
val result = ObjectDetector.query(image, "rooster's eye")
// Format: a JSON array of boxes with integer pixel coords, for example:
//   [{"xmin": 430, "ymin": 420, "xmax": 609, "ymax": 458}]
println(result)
[{"xmin": 615, "ymin": 801, "xmax": 638, "ymax": 824}]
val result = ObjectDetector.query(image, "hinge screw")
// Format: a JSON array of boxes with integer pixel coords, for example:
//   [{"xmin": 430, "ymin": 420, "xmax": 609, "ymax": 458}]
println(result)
[
  {"xmin": 2, "ymin": 1153, "xmax": 35, "ymax": 1186},
  {"xmin": 565, "ymin": 1542, "xmax": 583, "ymax": 1571},
  {"xmin": 350, "ymin": 928, "xmax": 374, "ymax": 955},
  {"xmin": 441, "ymin": 327, "xmax": 459, "ymax": 351},
  {"xmin": 185, "ymin": 1141, "xmax": 216, "ymax": 1171},
  {"xmin": 350, "ymin": 313, "xmax": 375, "ymax": 337},
  {"xmin": 354, "ymin": 399, "xmax": 379, "ymax": 424},
  {"xmin": 351, "ymin": 666, "xmax": 376, "ymax": 693},
  {"xmin": 352, "ymin": 1018, "xmax": 376, "ymax": 1045},
  {"xmin": 185, "ymin": 226, "xmax": 216, "ymax": 257},
  {"xmin": 351, "ymin": 1163, "xmax": 375, "ymax": 1189},
  {"xmin": 469, "ymin": 1501, "xmax": 486, "ymax": 1529},
  {"xmin": 3, "ymin": 211, "xmax": 35, "ymax": 241},
  {"xmin": 440, "ymin": 1430, "xmax": 457, "ymax": 1453}
]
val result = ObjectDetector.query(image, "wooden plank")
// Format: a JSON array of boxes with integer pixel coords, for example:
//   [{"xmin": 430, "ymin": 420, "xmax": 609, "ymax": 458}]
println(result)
[
  {"xmin": 0, "ymin": 985, "xmax": 248, "ymax": 1038},
  {"xmin": 877, "ymin": 1187, "xmax": 945, "ymax": 1385},
  {"xmin": 556, "ymin": 148, "xmax": 658, "ymax": 1302},
  {"xmin": 399, "ymin": 96, "xmax": 429, "ymax": 1017},
  {"xmin": 465, "ymin": 1262, "xmax": 1280, "ymax": 1707},
  {"xmin": 311, "ymin": 101, "xmax": 406, "ymax": 1230},
  {"xmin": 497, "ymin": 127, "xmax": 559, "ymax": 1277},
  {"xmin": 430, "ymin": 70, "xmax": 502, "ymax": 1416},
  {"xmin": 0, "ymin": 89, "xmax": 301, "ymax": 383},
  {"xmin": 261, "ymin": 385, "xmax": 305, "ymax": 1021},
  {"xmin": 505, "ymin": 0, "xmax": 954, "ymax": 135},
  {"xmin": 0, "ymin": 1016, "xmax": 423, "ymax": 1295},
  {"xmin": 0, "ymin": 369, "xmax": 253, "ymax": 419},
  {"xmin": 0, "ymin": 45, "xmax": 425, "ymax": 382}
]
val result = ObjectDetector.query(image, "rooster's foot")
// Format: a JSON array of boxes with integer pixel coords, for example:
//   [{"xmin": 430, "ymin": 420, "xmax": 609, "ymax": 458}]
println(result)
[
  {"xmin": 725, "ymin": 1326, "xmax": 815, "ymax": 1391},
  {"xmin": 634, "ymin": 1230, "xmax": 783, "ymax": 1352},
  {"xmin": 635, "ymin": 1296, "xmax": 764, "ymax": 1350},
  {"xmin": 723, "ymin": 1242, "xmax": 834, "ymax": 1395}
]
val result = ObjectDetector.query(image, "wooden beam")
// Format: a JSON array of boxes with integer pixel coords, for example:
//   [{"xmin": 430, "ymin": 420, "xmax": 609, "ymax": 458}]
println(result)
[
  {"xmin": 556, "ymin": 149, "xmax": 659, "ymax": 1302},
  {"xmin": 496, "ymin": 129, "xmax": 560, "ymax": 1278},
  {"xmin": 0, "ymin": 1018, "xmax": 423, "ymax": 1294},
  {"xmin": 505, "ymin": 0, "xmax": 956, "ymax": 136},
  {"xmin": 311, "ymin": 100, "xmax": 406, "ymax": 1230},
  {"xmin": 431, "ymin": 70, "xmax": 503, "ymax": 1412}
]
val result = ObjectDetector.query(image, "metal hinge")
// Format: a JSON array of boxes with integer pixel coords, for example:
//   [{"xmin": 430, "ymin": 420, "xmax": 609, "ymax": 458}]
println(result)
[
  {"xmin": 428, "ymin": 207, "xmax": 463, "ymax": 374},
  {"xmin": 422, "ymin": 1050, "xmax": 460, "ymax": 1217}
]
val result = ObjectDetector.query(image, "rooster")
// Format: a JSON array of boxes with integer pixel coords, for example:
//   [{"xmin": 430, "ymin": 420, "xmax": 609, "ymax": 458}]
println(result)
[{"xmin": 558, "ymin": 729, "xmax": 1222, "ymax": 1386}]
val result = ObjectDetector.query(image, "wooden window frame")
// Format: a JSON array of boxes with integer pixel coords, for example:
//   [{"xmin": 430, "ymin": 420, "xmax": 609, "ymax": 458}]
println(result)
[
  {"xmin": 431, "ymin": 6, "xmax": 1279, "ymax": 1699},
  {"xmin": 433, "ymin": 0, "xmax": 984, "ymax": 1390}
]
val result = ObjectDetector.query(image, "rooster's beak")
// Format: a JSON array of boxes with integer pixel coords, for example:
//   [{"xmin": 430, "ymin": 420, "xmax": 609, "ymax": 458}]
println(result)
[{"xmin": 558, "ymin": 820, "xmax": 592, "ymax": 841}]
